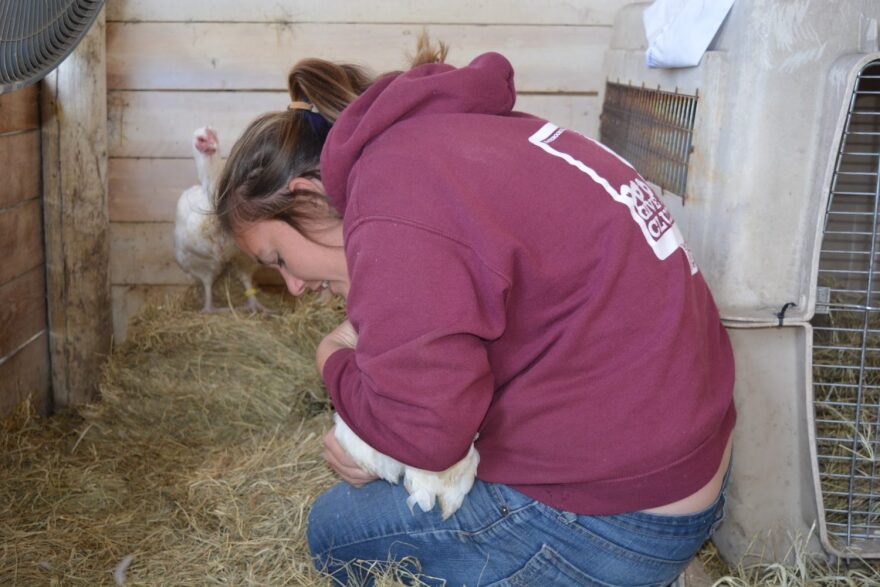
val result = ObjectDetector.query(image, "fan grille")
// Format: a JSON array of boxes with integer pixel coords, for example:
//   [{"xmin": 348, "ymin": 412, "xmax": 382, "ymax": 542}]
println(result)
[{"xmin": 0, "ymin": 0, "xmax": 105, "ymax": 94}]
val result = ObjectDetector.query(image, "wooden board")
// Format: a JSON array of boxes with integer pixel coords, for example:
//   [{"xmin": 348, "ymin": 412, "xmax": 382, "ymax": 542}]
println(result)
[
  {"xmin": 0, "ymin": 84, "xmax": 39, "ymax": 135},
  {"xmin": 107, "ymin": 90, "xmax": 599, "ymax": 160},
  {"xmin": 108, "ymin": 0, "xmax": 632, "ymax": 26},
  {"xmin": 110, "ymin": 222, "xmax": 282, "ymax": 286},
  {"xmin": 108, "ymin": 91, "xmax": 285, "ymax": 158},
  {"xmin": 0, "ymin": 332, "xmax": 50, "ymax": 417},
  {"xmin": 111, "ymin": 222, "xmax": 182, "ymax": 284},
  {"xmin": 41, "ymin": 10, "xmax": 111, "ymax": 409},
  {"xmin": 107, "ymin": 23, "xmax": 610, "ymax": 93},
  {"xmin": 109, "ymin": 158, "xmax": 214, "ymax": 222},
  {"xmin": 0, "ymin": 200, "xmax": 44, "ymax": 286},
  {"xmin": 0, "ymin": 267, "xmax": 47, "ymax": 360},
  {"xmin": 0, "ymin": 131, "xmax": 41, "ymax": 210}
]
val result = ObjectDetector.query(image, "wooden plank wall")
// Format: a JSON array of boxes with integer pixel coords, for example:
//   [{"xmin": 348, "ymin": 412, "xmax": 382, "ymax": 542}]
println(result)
[
  {"xmin": 0, "ymin": 85, "xmax": 50, "ymax": 416},
  {"xmin": 106, "ymin": 0, "xmax": 630, "ymax": 340}
]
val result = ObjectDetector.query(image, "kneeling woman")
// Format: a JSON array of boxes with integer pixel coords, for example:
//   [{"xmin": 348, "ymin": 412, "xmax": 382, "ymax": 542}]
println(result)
[{"xmin": 216, "ymin": 39, "xmax": 735, "ymax": 587}]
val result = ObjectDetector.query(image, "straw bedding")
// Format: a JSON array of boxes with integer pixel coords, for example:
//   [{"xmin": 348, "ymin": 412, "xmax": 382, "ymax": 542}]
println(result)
[
  {"xmin": 1, "ymin": 287, "xmax": 365, "ymax": 586},
  {"xmin": 1, "ymin": 285, "xmax": 879, "ymax": 586}
]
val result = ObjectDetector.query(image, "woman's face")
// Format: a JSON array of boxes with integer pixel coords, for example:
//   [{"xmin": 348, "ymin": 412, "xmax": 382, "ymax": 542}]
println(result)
[{"xmin": 237, "ymin": 215, "xmax": 349, "ymax": 299}]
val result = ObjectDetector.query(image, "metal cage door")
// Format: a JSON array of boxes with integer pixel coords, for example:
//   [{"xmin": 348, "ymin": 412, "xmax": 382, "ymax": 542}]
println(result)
[{"xmin": 813, "ymin": 59, "xmax": 880, "ymax": 557}]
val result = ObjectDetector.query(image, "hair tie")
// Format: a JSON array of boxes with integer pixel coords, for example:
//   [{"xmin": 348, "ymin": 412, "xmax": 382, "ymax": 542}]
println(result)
[
  {"xmin": 288, "ymin": 100, "xmax": 332, "ymax": 138},
  {"xmin": 288, "ymin": 101, "xmax": 315, "ymax": 112}
]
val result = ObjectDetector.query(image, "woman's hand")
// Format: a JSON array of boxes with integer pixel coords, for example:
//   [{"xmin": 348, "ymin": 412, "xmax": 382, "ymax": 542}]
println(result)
[
  {"xmin": 317, "ymin": 321, "xmax": 376, "ymax": 485},
  {"xmin": 316, "ymin": 319, "xmax": 358, "ymax": 374},
  {"xmin": 323, "ymin": 426, "xmax": 380, "ymax": 487}
]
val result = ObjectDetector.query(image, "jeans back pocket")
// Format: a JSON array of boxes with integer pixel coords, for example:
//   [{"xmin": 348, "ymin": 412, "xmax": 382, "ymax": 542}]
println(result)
[{"xmin": 486, "ymin": 544, "xmax": 598, "ymax": 587}]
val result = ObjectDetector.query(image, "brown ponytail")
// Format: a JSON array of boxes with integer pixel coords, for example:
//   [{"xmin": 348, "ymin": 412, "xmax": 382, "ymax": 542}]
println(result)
[
  {"xmin": 288, "ymin": 61, "xmax": 373, "ymax": 123},
  {"xmin": 216, "ymin": 32, "xmax": 447, "ymax": 235},
  {"xmin": 410, "ymin": 31, "xmax": 449, "ymax": 69}
]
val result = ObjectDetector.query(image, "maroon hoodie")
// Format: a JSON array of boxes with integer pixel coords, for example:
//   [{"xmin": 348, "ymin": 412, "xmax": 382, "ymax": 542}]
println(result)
[{"xmin": 320, "ymin": 52, "xmax": 735, "ymax": 515}]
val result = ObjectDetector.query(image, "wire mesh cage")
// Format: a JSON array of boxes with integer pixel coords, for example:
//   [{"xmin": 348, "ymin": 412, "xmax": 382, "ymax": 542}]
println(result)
[
  {"xmin": 599, "ymin": 82, "xmax": 698, "ymax": 199},
  {"xmin": 813, "ymin": 59, "xmax": 880, "ymax": 555}
]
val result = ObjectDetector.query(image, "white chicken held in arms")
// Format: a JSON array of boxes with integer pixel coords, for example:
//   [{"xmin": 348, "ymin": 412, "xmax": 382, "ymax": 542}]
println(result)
[
  {"xmin": 328, "ymin": 320, "xmax": 479, "ymax": 519},
  {"xmin": 174, "ymin": 126, "xmax": 266, "ymax": 312},
  {"xmin": 334, "ymin": 416, "xmax": 479, "ymax": 519}
]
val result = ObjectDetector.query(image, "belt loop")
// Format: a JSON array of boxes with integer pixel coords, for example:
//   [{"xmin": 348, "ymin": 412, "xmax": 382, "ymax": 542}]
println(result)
[{"xmin": 559, "ymin": 511, "xmax": 578, "ymax": 523}]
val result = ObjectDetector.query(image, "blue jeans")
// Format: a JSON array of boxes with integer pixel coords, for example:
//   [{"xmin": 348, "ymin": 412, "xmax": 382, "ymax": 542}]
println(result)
[{"xmin": 307, "ymin": 465, "xmax": 730, "ymax": 587}]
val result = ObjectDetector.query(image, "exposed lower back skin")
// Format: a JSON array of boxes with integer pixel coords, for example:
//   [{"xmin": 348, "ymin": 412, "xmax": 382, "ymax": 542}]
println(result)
[{"xmin": 643, "ymin": 435, "xmax": 733, "ymax": 515}]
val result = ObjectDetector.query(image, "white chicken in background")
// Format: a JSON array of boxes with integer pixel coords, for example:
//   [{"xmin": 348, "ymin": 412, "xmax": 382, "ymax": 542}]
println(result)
[
  {"xmin": 174, "ymin": 126, "xmax": 266, "ymax": 313},
  {"xmin": 333, "ymin": 412, "xmax": 480, "ymax": 520}
]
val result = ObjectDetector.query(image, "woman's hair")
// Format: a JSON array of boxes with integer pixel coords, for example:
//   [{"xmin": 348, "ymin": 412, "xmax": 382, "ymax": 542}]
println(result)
[{"xmin": 216, "ymin": 33, "xmax": 448, "ymax": 236}]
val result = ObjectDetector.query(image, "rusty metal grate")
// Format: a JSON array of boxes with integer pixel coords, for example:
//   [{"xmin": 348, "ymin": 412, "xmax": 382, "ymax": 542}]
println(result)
[
  {"xmin": 812, "ymin": 59, "xmax": 880, "ymax": 556},
  {"xmin": 600, "ymin": 82, "xmax": 698, "ymax": 198}
]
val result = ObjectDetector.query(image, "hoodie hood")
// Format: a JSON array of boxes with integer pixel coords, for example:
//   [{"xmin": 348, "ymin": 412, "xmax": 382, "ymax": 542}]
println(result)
[{"xmin": 320, "ymin": 52, "xmax": 516, "ymax": 215}]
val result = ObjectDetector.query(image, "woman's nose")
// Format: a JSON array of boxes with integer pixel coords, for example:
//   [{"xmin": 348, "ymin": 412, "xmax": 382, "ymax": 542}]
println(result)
[{"xmin": 283, "ymin": 274, "xmax": 307, "ymax": 296}]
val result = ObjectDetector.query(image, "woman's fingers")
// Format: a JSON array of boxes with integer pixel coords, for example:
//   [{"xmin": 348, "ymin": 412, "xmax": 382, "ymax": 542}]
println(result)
[
  {"xmin": 333, "ymin": 319, "xmax": 359, "ymax": 348},
  {"xmin": 322, "ymin": 427, "xmax": 380, "ymax": 487}
]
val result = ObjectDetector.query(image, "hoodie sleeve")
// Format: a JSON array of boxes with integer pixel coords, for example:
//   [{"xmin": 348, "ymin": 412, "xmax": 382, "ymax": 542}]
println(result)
[{"xmin": 322, "ymin": 219, "xmax": 509, "ymax": 471}]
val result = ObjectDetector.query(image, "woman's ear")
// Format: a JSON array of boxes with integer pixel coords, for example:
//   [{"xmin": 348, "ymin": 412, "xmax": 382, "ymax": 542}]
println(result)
[
  {"xmin": 286, "ymin": 176, "xmax": 334, "ymax": 217},
  {"xmin": 287, "ymin": 176, "xmax": 322, "ymax": 194}
]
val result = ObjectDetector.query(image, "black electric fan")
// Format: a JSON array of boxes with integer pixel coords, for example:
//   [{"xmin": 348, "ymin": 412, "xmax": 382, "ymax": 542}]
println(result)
[{"xmin": 0, "ymin": 0, "xmax": 105, "ymax": 94}]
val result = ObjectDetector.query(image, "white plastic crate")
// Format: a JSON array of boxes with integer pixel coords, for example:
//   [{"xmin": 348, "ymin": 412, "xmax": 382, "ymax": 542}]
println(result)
[{"xmin": 603, "ymin": 0, "xmax": 880, "ymax": 562}]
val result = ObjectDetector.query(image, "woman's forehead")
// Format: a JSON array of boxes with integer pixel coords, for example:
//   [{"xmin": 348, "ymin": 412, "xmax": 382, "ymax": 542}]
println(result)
[{"xmin": 235, "ymin": 220, "xmax": 277, "ymax": 256}]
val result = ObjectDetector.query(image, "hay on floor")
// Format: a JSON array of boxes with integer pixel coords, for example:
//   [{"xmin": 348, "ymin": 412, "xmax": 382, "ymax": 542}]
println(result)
[
  {"xmin": 0, "ymin": 289, "xmax": 424, "ymax": 586},
  {"xmin": 2, "ymin": 285, "xmax": 879, "ymax": 586},
  {"xmin": 698, "ymin": 530, "xmax": 880, "ymax": 586}
]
